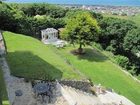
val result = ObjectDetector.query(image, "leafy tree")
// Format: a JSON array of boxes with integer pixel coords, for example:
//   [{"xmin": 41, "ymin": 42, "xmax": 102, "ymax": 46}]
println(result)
[
  {"xmin": 0, "ymin": 0, "xmax": 6, "ymax": 3},
  {"xmin": 17, "ymin": 3, "xmax": 68, "ymax": 18},
  {"xmin": 90, "ymin": 12, "xmax": 103, "ymax": 21},
  {"xmin": 65, "ymin": 10, "xmax": 83, "ymax": 18},
  {"xmin": 45, "ymin": 5, "xmax": 68, "ymax": 18},
  {"xmin": 63, "ymin": 11, "xmax": 100, "ymax": 54},
  {"xmin": 50, "ymin": 18, "xmax": 66, "ymax": 29},
  {"xmin": 122, "ymin": 28, "xmax": 140, "ymax": 75},
  {"xmin": 98, "ymin": 17, "xmax": 137, "ymax": 54},
  {"xmin": 0, "ymin": 3, "xmax": 17, "ymax": 31},
  {"xmin": 123, "ymin": 28, "xmax": 140, "ymax": 54}
]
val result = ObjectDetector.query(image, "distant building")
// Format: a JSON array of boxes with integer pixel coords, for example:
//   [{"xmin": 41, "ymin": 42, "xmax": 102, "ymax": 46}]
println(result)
[
  {"xmin": 82, "ymin": 5, "xmax": 86, "ymax": 9},
  {"xmin": 41, "ymin": 28, "xmax": 58, "ymax": 44},
  {"xmin": 41, "ymin": 28, "xmax": 67, "ymax": 47}
]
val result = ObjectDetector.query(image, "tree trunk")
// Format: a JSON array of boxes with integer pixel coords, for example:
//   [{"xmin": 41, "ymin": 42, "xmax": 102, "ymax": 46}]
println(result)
[{"xmin": 78, "ymin": 43, "xmax": 83, "ymax": 54}]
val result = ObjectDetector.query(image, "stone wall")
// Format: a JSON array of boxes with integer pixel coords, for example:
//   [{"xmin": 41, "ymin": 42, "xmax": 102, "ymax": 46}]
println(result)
[
  {"xmin": 0, "ymin": 31, "xmax": 6, "ymax": 55},
  {"xmin": 59, "ymin": 80, "xmax": 92, "ymax": 93}
]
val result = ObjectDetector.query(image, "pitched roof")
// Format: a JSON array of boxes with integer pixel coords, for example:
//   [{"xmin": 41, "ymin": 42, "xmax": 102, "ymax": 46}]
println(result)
[{"xmin": 41, "ymin": 28, "xmax": 58, "ymax": 33}]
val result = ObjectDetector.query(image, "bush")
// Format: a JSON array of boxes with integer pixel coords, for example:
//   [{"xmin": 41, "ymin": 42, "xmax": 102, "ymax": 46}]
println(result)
[
  {"xmin": 93, "ymin": 43, "xmax": 103, "ymax": 51},
  {"xmin": 128, "ymin": 69, "xmax": 137, "ymax": 75},
  {"xmin": 137, "ymin": 75, "xmax": 140, "ymax": 80},
  {"xmin": 88, "ymin": 78, "xmax": 94, "ymax": 86},
  {"xmin": 106, "ymin": 45, "xmax": 116, "ymax": 53},
  {"xmin": 59, "ymin": 28, "xmax": 69, "ymax": 40},
  {"xmin": 114, "ymin": 55, "xmax": 129, "ymax": 69}
]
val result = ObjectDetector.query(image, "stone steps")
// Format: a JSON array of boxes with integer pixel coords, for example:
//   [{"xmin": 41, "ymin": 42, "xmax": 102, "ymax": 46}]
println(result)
[
  {"xmin": 62, "ymin": 85, "xmax": 94, "ymax": 97},
  {"xmin": 62, "ymin": 85, "xmax": 102, "ymax": 105}
]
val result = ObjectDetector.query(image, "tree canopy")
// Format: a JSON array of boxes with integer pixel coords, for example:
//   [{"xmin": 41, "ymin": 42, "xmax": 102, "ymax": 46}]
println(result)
[
  {"xmin": 98, "ymin": 17, "xmax": 137, "ymax": 54},
  {"xmin": 0, "ymin": 3, "xmax": 67, "ymax": 38},
  {"xmin": 62, "ymin": 11, "xmax": 100, "ymax": 53},
  {"xmin": 0, "ymin": 2, "xmax": 140, "ymax": 76},
  {"xmin": 123, "ymin": 28, "xmax": 140, "ymax": 54}
]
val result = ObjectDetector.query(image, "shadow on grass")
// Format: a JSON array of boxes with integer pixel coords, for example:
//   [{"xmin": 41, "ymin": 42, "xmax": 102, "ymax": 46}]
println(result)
[
  {"xmin": 6, "ymin": 51, "xmax": 63, "ymax": 81},
  {"xmin": 0, "ymin": 69, "xmax": 9, "ymax": 105},
  {"xmin": 75, "ymin": 48, "xmax": 108, "ymax": 62}
]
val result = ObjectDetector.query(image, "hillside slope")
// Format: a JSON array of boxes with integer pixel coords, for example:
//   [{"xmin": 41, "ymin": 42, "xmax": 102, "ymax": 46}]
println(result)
[
  {"xmin": 3, "ymin": 31, "xmax": 82, "ymax": 80},
  {"xmin": 58, "ymin": 46, "xmax": 140, "ymax": 105},
  {"xmin": 3, "ymin": 31, "xmax": 140, "ymax": 105}
]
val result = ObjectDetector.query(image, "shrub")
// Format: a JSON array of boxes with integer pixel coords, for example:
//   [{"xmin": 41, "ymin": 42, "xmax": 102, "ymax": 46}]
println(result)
[
  {"xmin": 137, "ymin": 75, "xmax": 140, "ymax": 80},
  {"xmin": 93, "ymin": 43, "xmax": 103, "ymax": 51},
  {"xmin": 114, "ymin": 55, "xmax": 129, "ymax": 69},
  {"xmin": 88, "ymin": 78, "xmax": 94, "ymax": 86},
  {"xmin": 128, "ymin": 69, "xmax": 137, "ymax": 75},
  {"xmin": 106, "ymin": 45, "xmax": 116, "ymax": 54}
]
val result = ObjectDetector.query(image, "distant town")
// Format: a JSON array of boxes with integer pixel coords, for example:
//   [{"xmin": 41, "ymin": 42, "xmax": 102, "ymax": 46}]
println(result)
[{"xmin": 60, "ymin": 4, "xmax": 140, "ymax": 16}]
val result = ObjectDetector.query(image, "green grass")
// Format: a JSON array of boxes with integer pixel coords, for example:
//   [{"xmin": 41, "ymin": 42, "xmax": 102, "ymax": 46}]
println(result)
[
  {"xmin": 129, "ymin": 14, "xmax": 140, "ymax": 27},
  {"xmin": 103, "ymin": 13, "xmax": 128, "ymax": 19},
  {"xmin": 57, "ymin": 45, "xmax": 140, "ymax": 105},
  {"xmin": 3, "ymin": 31, "xmax": 140, "ymax": 104},
  {"xmin": 3, "ymin": 31, "xmax": 82, "ymax": 80},
  {"xmin": 103, "ymin": 13, "xmax": 140, "ymax": 27},
  {"xmin": 0, "ymin": 68, "xmax": 9, "ymax": 105}
]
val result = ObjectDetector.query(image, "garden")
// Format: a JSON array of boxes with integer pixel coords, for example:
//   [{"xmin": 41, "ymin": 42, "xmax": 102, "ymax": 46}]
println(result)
[{"xmin": 2, "ymin": 31, "xmax": 140, "ymax": 105}]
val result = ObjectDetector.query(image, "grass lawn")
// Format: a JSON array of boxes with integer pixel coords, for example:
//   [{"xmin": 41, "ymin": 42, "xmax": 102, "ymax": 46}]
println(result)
[
  {"xmin": 103, "ymin": 13, "xmax": 140, "ymax": 27},
  {"xmin": 128, "ymin": 14, "xmax": 140, "ymax": 27},
  {"xmin": 0, "ymin": 68, "xmax": 9, "ymax": 105},
  {"xmin": 57, "ymin": 45, "xmax": 140, "ymax": 105},
  {"xmin": 3, "ymin": 31, "xmax": 82, "ymax": 80},
  {"xmin": 3, "ymin": 31, "xmax": 140, "ymax": 104},
  {"xmin": 103, "ymin": 13, "xmax": 128, "ymax": 19}
]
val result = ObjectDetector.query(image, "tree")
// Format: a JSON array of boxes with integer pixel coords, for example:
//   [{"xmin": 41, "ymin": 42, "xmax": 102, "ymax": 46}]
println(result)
[
  {"xmin": 0, "ymin": 3, "xmax": 17, "ymax": 31},
  {"xmin": 123, "ymin": 28, "xmax": 140, "ymax": 54},
  {"xmin": 63, "ymin": 11, "xmax": 100, "ymax": 54},
  {"xmin": 122, "ymin": 28, "xmax": 140, "ymax": 74},
  {"xmin": 18, "ymin": 3, "xmax": 68, "ymax": 18},
  {"xmin": 90, "ymin": 12, "xmax": 103, "ymax": 21},
  {"xmin": 0, "ymin": 0, "xmax": 5, "ymax": 3},
  {"xmin": 98, "ymin": 17, "xmax": 136, "ymax": 54}
]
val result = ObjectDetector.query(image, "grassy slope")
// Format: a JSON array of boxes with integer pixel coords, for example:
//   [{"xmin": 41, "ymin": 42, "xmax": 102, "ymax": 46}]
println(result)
[
  {"xmin": 103, "ymin": 14, "xmax": 128, "ymax": 19},
  {"xmin": 0, "ymin": 69, "xmax": 9, "ymax": 105},
  {"xmin": 129, "ymin": 14, "xmax": 140, "ymax": 27},
  {"xmin": 103, "ymin": 14, "xmax": 140, "ymax": 27},
  {"xmin": 3, "ymin": 31, "xmax": 140, "ymax": 104},
  {"xmin": 3, "ymin": 31, "xmax": 82, "ymax": 80},
  {"xmin": 58, "ymin": 46, "xmax": 140, "ymax": 105}
]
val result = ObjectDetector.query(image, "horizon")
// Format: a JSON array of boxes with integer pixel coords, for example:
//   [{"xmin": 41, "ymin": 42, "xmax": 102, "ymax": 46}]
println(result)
[{"xmin": 5, "ymin": 0, "xmax": 140, "ymax": 6}]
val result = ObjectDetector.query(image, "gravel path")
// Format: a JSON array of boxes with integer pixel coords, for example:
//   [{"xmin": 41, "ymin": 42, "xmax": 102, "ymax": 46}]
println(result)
[
  {"xmin": 0, "ymin": 57, "xmax": 37, "ymax": 105},
  {"xmin": 0, "ymin": 57, "xmax": 69, "ymax": 105}
]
